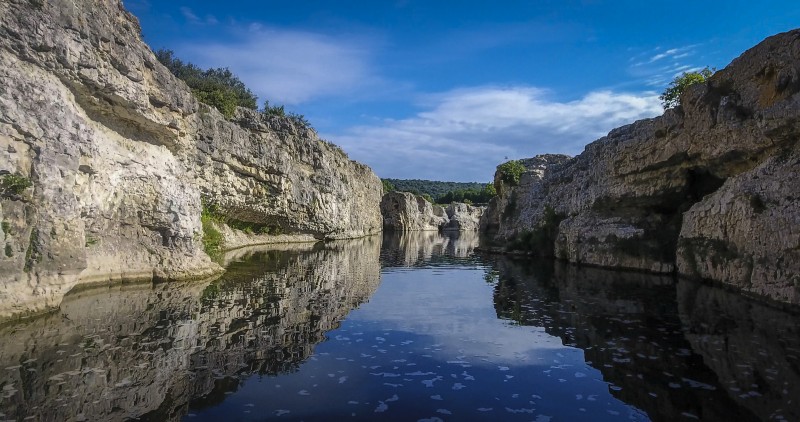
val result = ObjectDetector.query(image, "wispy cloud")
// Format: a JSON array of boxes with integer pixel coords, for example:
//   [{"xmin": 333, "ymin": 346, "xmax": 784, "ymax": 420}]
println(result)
[
  {"xmin": 628, "ymin": 44, "xmax": 704, "ymax": 88},
  {"xmin": 179, "ymin": 6, "xmax": 219, "ymax": 26},
  {"xmin": 327, "ymin": 87, "xmax": 661, "ymax": 182},
  {"xmin": 177, "ymin": 25, "xmax": 382, "ymax": 105}
]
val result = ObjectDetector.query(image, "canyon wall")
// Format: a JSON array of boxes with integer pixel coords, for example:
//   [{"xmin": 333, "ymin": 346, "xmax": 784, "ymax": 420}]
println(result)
[
  {"xmin": 483, "ymin": 29, "xmax": 800, "ymax": 304},
  {"xmin": 0, "ymin": 0, "xmax": 382, "ymax": 320}
]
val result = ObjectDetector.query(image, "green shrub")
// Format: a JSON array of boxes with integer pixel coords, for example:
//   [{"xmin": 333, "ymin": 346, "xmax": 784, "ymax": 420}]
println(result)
[
  {"xmin": 496, "ymin": 160, "xmax": 526, "ymax": 187},
  {"xmin": 262, "ymin": 100, "xmax": 285, "ymax": 117},
  {"xmin": 660, "ymin": 66, "xmax": 714, "ymax": 109},
  {"xmin": 200, "ymin": 206, "xmax": 224, "ymax": 259},
  {"xmin": 155, "ymin": 49, "xmax": 258, "ymax": 118},
  {"xmin": 1, "ymin": 173, "xmax": 32, "ymax": 197}
]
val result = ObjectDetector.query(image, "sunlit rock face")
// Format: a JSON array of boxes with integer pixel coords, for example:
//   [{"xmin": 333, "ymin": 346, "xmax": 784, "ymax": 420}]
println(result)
[
  {"xmin": 381, "ymin": 231, "xmax": 480, "ymax": 267},
  {"xmin": 0, "ymin": 237, "xmax": 380, "ymax": 421},
  {"xmin": 380, "ymin": 191, "xmax": 485, "ymax": 232},
  {"xmin": 443, "ymin": 202, "xmax": 484, "ymax": 232},
  {"xmin": 483, "ymin": 29, "xmax": 800, "ymax": 304},
  {"xmin": 489, "ymin": 257, "xmax": 800, "ymax": 421},
  {"xmin": 0, "ymin": 0, "xmax": 382, "ymax": 320},
  {"xmin": 381, "ymin": 192, "xmax": 449, "ymax": 232}
]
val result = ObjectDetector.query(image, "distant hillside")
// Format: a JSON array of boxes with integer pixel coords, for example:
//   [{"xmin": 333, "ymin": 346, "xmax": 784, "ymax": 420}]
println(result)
[{"xmin": 382, "ymin": 179, "xmax": 489, "ymax": 199}]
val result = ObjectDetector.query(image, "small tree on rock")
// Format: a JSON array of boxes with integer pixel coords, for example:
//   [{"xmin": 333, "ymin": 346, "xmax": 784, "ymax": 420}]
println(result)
[{"xmin": 660, "ymin": 66, "xmax": 714, "ymax": 109}]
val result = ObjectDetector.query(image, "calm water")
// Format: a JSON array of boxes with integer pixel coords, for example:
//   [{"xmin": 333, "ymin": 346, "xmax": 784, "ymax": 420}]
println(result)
[{"xmin": 1, "ymin": 232, "xmax": 799, "ymax": 421}]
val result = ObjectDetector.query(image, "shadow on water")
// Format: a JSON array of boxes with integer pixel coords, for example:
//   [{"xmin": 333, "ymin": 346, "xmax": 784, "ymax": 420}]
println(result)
[
  {"xmin": 0, "ymin": 236, "xmax": 381, "ymax": 421},
  {"xmin": 485, "ymin": 255, "xmax": 800, "ymax": 422}
]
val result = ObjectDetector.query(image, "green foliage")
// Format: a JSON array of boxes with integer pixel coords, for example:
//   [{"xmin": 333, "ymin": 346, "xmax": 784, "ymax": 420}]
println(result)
[
  {"xmin": 4, "ymin": 243, "xmax": 12, "ymax": 258},
  {"xmin": 496, "ymin": 160, "xmax": 526, "ymax": 187},
  {"xmin": 660, "ymin": 66, "xmax": 714, "ymax": 109},
  {"xmin": 200, "ymin": 205, "xmax": 224, "ymax": 259},
  {"xmin": 262, "ymin": 101, "xmax": 313, "ymax": 130},
  {"xmin": 382, "ymin": 179, "xmax": 396, "ymax": 193},
  {"xmin": 262, "ymin": 100, "xmax": 285, "ymax": 117},
  {"xmin": 382, "ymin": 179, "xmax": 489, "ymax": 200},
  {"xmin": 0, "ymin": 173, "xmax": 32, "ymax": 197},
  {"xmin": 155, "ymin": 49, "xmax": 258, "ymax": 118},
  {"xmin": 1, "ymin": 221, "xmax": 10, "ymax": 235},
  {"xmin": 288, "ymin": 112, "xmax": 311, "ymax": 129},
  {"xmin": 436, "ymin": 183, "xmax": 497, "ymax": 204},
  {"xmin": 85, "ymin": 236, "xmax": 98, "ymax": 247},
  {"xmin": 420, "ymin": 193, "xmax": 434, "ymax": 203}
]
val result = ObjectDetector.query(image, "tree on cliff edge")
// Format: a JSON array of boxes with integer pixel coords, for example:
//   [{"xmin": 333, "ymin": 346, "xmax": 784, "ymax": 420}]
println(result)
[{"xmin": 660, "ymin": 67, "xmax": 714, "ymax": 109}]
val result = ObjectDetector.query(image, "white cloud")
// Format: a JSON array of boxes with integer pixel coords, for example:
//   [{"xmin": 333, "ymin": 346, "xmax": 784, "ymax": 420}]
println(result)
[
  {"xmin": 179, "ymin": 6, "xmax": 218, "ymax": 26},
  {"xmin": 179, "ymin": 7, "xmax": 199, "ymax": 23},
  {"xmin": 327, "ymin": 86, "xmax": 661, "ymax": 182},
  {"xmin": 178, "ymin": 26, "xmax": 379, "ymax": 105},
  {"xmin": 630, "ymin": 44, "xmax": 702, "ymax": 88}
]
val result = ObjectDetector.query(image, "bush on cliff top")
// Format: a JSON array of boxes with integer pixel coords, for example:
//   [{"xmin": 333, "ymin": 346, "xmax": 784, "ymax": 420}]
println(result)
[
  {"xmin": 155, "ymin": 49, "xmax": 258, "ymax": 118},
  {"xmin": 496, "ymin": 160, "xmax": 526, "ymax": 187},
  {"xmin": 660, "ymin": 66, "xmax": 714, "ymax": 109}
]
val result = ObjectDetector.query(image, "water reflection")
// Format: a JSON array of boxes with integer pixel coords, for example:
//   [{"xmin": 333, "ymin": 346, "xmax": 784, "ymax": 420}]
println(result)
[
  {"xmin": 490, "ymin": 256, "xmax": 800, "ymax": 421},
  {"xmin": 381, "ymin": 230, "xmax": 479, "ymax": 267},
  {"xmin": 0, "ymin": 237, "xmax": 380, "ymax": 421},
  {"xmin": 1, "ymin": 232, "xmax": 799, "ymax": 421}
]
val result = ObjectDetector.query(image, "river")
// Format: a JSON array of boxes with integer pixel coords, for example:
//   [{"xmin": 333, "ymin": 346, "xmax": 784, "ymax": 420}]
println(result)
[{"xmin": 0, "ymin": 232, "xmax": 798, "ymax": 421}]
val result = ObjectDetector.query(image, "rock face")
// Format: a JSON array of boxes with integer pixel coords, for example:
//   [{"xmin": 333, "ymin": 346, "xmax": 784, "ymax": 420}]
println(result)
[
  {"xmin": 381, "ymin": 192, "xmax": 448, "ymax": 231},
  {"xmin": 482, "ymin": 29, "xmax": 800, "ymax": 304},
  {"xmin": 443, "ymin": 202, "xmax": 484, "ymax": 231},
  {"xmin": 0, "ymin": 0, "xmax": 382, "ymax": 320},
  {"xmin": 381, "ymin": 191, "xmax": 485, "ymax": 232}
]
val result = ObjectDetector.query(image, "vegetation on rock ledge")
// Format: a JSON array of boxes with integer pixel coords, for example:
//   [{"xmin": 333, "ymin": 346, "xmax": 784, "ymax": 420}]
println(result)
[
  {"xmin": 496, "ymin": 160, "xmax": 526, "ymax": 187},
  {"xmin": 660, "ymin": 66, "xmax": 714, "ymax": 109}
]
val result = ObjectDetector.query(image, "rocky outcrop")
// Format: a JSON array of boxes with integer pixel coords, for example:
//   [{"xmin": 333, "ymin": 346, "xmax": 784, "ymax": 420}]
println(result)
[
  {"xmin": 482, "ymin": 29, "xmax": 800, "ymax": 304},
  {"xmin": 0, "ymin": 237, "xmax": 381, "ymax": 421},
  {"xmin": 381, "ymin": 191, "xmax": 485, "ymax": 232},
  {"xmin": 381, "ymin": 192, "xmax": 448, "ymax": 231},
  {"xmin": 0, "ymin": 0, "xmax": 382, "ymax": 320},
  {"xmin": 443, "ymin": 202, "xmax": 483, "ymax": 231}
]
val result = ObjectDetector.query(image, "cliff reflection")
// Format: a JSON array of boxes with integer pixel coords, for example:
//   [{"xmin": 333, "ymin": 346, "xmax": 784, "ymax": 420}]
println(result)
[
  {"xmin": 381, "ymin": 230, "xmax": 479, "ymax": 267},
  {"xmin": 489, "ymin": 257, "xmax": 800, "ymax": 422},
  {"xmin": 0, "ymin": 236, "xmax": 380, "ymax": 422}
]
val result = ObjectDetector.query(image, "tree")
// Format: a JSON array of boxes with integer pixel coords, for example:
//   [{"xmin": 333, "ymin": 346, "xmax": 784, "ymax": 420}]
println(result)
[
  {"xmin": 496, "ymin": 160, "xmax": 526, "ymax": 187},
  {"xmin": 382, "ymin": 179, "xmax": 395, "ymax": 193},
  {"xmin": 660, "ymin": 67, "xmax": 714, "ymax": 109}
]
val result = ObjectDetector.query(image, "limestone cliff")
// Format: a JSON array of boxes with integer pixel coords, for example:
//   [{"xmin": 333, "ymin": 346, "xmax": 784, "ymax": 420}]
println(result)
[
  {"xmin": 0, "ymin": 0, "xmax": 382, "ymax": 320},
  {"xmin": 381, "ymin": 191, "xmax": 484, "ymax": 232},
  {"xmin": 482, "ymin": 29, "xmax": 800, "ymax": 304}
]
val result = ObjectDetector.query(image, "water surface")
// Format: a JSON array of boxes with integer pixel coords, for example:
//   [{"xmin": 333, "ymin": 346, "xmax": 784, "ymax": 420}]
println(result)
[{"xmin": 0, "ymin": 232, "xmax": 798, "ymax": 421}]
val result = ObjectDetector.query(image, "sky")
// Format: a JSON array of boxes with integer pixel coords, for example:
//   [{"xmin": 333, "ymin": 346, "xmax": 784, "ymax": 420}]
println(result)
[{"xmin": 125, "ymin": 0, "xmax": 800, "ymax": 182}]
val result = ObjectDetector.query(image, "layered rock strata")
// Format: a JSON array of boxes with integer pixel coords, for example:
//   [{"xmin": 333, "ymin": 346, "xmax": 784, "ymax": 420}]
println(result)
[
  {"xmin": 381, "ymin": 191, "xmax": 484, "ymax": 232},
  {"xmin": 0, "ymin": 0, "xmax": 382, "ymax": 320},
  {"xmin": 482, "ymin": 29, "xmax": 800, "ymax": 304}
]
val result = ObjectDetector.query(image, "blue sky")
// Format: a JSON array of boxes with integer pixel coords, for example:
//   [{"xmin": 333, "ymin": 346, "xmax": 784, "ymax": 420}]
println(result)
[{"xmin": 126, "ymin": 0, "xmax": 800, "ymax": 182}]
